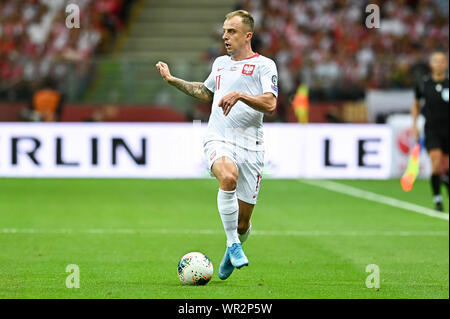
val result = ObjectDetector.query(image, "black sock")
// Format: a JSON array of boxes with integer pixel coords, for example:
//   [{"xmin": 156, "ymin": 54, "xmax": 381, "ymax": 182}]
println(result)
[{"xmin": 431, "ymin": 174, "xmax": 442, "ymax": 204}]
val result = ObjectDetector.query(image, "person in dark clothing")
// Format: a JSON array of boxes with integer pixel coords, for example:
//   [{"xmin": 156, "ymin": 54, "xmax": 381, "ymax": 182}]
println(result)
[{"xmin": 412, "ymin": 51, "xmax": 449, "ymax": 211}]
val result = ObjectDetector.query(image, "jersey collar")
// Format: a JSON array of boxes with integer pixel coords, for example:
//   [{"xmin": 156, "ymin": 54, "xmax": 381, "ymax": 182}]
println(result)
[
  {"xmin": 230, "ymin": 52, "xmax": 260, "ymax": 61},
  {"xmin": 245, "ymin": 53, "xmax": 260, "ymax": 59}
]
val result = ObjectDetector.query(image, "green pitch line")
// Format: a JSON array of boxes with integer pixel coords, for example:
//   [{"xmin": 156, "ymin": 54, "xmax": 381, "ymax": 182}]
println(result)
[{"xmin": 0, "ymin": 179, "xmax": 448, "ymax": 299}]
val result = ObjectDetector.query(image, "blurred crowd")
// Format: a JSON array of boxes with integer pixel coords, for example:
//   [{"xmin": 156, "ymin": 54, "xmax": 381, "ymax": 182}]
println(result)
[
  {"xmin": 0, "ymin": 0, "xmax": 136, "ymax": 101},
  {"xmin": 1, "ymin": 0, "xmax": 448, "ymax": 123},
  {"xmin": 207, "ymin": 0, "xmax": 448, "ymax": 105}
]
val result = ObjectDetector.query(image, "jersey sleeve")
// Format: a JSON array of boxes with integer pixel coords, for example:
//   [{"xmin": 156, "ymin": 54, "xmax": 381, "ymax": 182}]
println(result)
[
  {"xmin": 203, "ymin": 60, "xmax": 216, "ymax": 93},
  {"xmin": 259, "ymin": 59, "xmax": 278, "ymax": 98}
]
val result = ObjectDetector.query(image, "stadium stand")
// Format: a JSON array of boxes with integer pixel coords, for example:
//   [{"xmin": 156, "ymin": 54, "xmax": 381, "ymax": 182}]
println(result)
[
  {"xmin": 88, "ymin": 0, "xmax": 236, "ymax": 108},
  {"xmin": 0, "ymin": 0, "xmax": 136, "ymax": 102},
  {"xmin": 0, "ymin": 0, "xmax": 448, "ymax": 123},
  {"xmin": 219, "ymin": 0, "xmax": 449, "ymax": 120}
]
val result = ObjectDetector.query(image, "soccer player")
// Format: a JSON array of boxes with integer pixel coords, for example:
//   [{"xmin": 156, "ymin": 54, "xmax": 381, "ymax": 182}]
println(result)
[
  {"xmin": 156, "ymin": 10, "xmax": 278, "ymax": 279},
  {"xmin": 412, "ymin": 51, "xmax": 449, "ymax": 211}
]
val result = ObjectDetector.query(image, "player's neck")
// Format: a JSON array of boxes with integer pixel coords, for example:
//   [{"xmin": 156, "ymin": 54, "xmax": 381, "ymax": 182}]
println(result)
[
  {"xmin": 432, "ymin": 72, "xmax": 446, "ymax": 82},
  {"xmin": 231, "ymin": 48, "xmax": 256, "ymax": 61}
]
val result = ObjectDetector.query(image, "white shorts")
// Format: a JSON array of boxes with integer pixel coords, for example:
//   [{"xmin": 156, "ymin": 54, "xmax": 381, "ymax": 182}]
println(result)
[{"xmin": 204, "ymin": 140, "xmax": 264, "ymax": 205}]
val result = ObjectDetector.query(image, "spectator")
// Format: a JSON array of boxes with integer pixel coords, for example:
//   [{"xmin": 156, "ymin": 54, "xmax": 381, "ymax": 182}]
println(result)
[{"xmin": 20, "ymin": 77, "xmax": 64, "ymax": 122}]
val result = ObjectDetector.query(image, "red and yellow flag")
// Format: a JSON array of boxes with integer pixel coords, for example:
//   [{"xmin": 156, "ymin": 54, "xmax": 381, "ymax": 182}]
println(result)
[
  {"xmin": 400, "ymin": 142, "xmax": 421, "ymax": 192},
  {"xmin": 292, "ymin": 84, "xmax": 309, "ymax": 123}
]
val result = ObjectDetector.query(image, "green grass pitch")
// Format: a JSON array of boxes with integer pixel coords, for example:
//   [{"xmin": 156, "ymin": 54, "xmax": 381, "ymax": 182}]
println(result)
[{"xmin": 0, "ymin": 178, "xmax": 448, "ymax": 299}]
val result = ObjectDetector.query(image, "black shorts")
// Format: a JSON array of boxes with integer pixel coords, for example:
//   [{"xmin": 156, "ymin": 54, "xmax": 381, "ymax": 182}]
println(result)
[{"xmin": 424, "ymin": 123, "xmax": 449, "ymax": 154}]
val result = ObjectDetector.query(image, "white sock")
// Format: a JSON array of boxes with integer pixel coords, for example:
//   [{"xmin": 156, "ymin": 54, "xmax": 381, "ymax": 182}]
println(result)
[
  {"xmin": 217, "ymin": 188, "xmax": 240, "ymax": 247},
  {"xmin": 239, "ymin": 222, "xmax": 252, "ymax": 244}
]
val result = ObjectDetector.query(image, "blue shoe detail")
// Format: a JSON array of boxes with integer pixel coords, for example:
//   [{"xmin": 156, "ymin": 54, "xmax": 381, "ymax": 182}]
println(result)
[
  {"xmin": 218, "ymin": 247, "xmax": 234, "ymax": 280},
  {"xmin": 229, "ymin": 243, "xmax": 249, "ymax": 269}
]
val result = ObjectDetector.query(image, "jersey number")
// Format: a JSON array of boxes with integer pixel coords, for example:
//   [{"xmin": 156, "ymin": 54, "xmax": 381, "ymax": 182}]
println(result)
[{"xmin": 215, "ymin": 75, "xmax": 221, "ymax": 91}]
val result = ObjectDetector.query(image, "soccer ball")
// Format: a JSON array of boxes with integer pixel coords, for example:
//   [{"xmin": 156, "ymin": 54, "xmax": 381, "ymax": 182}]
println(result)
[{"xmin": 177, "ymin": 252, "xmax": 213, "ymax": 286}]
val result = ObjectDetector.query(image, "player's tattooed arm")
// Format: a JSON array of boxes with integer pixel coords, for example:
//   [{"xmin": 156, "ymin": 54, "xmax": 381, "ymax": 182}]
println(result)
[
  {"xmin": 169, "ymin": 79, "xmax": 214, "ymax": 103},
  {"xmin": 155, "ymin": 61, "xmax": 213, "ymax": 102}
]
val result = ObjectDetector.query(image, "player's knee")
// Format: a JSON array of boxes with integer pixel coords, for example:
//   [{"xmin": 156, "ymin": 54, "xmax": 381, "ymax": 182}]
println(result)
[
  {"xmin": 220, "ymin": 173, "xmax": 238, "ymax": 190},
  {"xmin": 430, "ymin": 153, "xmax": 442, "ymax": 173},
  {"xmin": 431, "ymin": 159, "xmax": 442, "ymax": 173},
  {"xmin": 432, "ymin": 166, "xmax": 441, "ymax": 174}
]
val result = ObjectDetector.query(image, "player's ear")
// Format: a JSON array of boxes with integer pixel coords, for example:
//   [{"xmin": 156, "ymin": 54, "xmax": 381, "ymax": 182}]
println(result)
[{"xmin": 246, "ymin": 32, "xmax": 253, "ymax": 41}]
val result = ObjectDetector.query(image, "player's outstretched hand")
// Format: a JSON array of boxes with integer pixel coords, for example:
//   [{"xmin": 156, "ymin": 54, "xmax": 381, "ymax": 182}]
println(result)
[
  {"xmin": 219, "ymin": 91, "xmax": 242, "ymax": 116},
  {"xmin": 156, "ymin": 61, "xmax": 173, "ymax": 82}
]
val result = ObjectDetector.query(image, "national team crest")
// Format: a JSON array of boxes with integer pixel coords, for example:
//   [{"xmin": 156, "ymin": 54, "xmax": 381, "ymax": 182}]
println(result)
[{"xmin": 242, "ymin": 64, "xmax": 255, "ymax": 75}]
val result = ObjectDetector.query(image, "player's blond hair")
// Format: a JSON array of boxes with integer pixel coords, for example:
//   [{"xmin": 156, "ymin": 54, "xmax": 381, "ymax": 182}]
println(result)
[{"xmin": 225, "ymin": 10, "xmax": 254, "ymax": 33}]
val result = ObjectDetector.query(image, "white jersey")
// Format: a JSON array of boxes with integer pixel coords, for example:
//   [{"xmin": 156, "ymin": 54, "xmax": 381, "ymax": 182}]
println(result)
[{"xmin": 203, "ymin": 53, "xmax": 278, "ymax": 151}]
